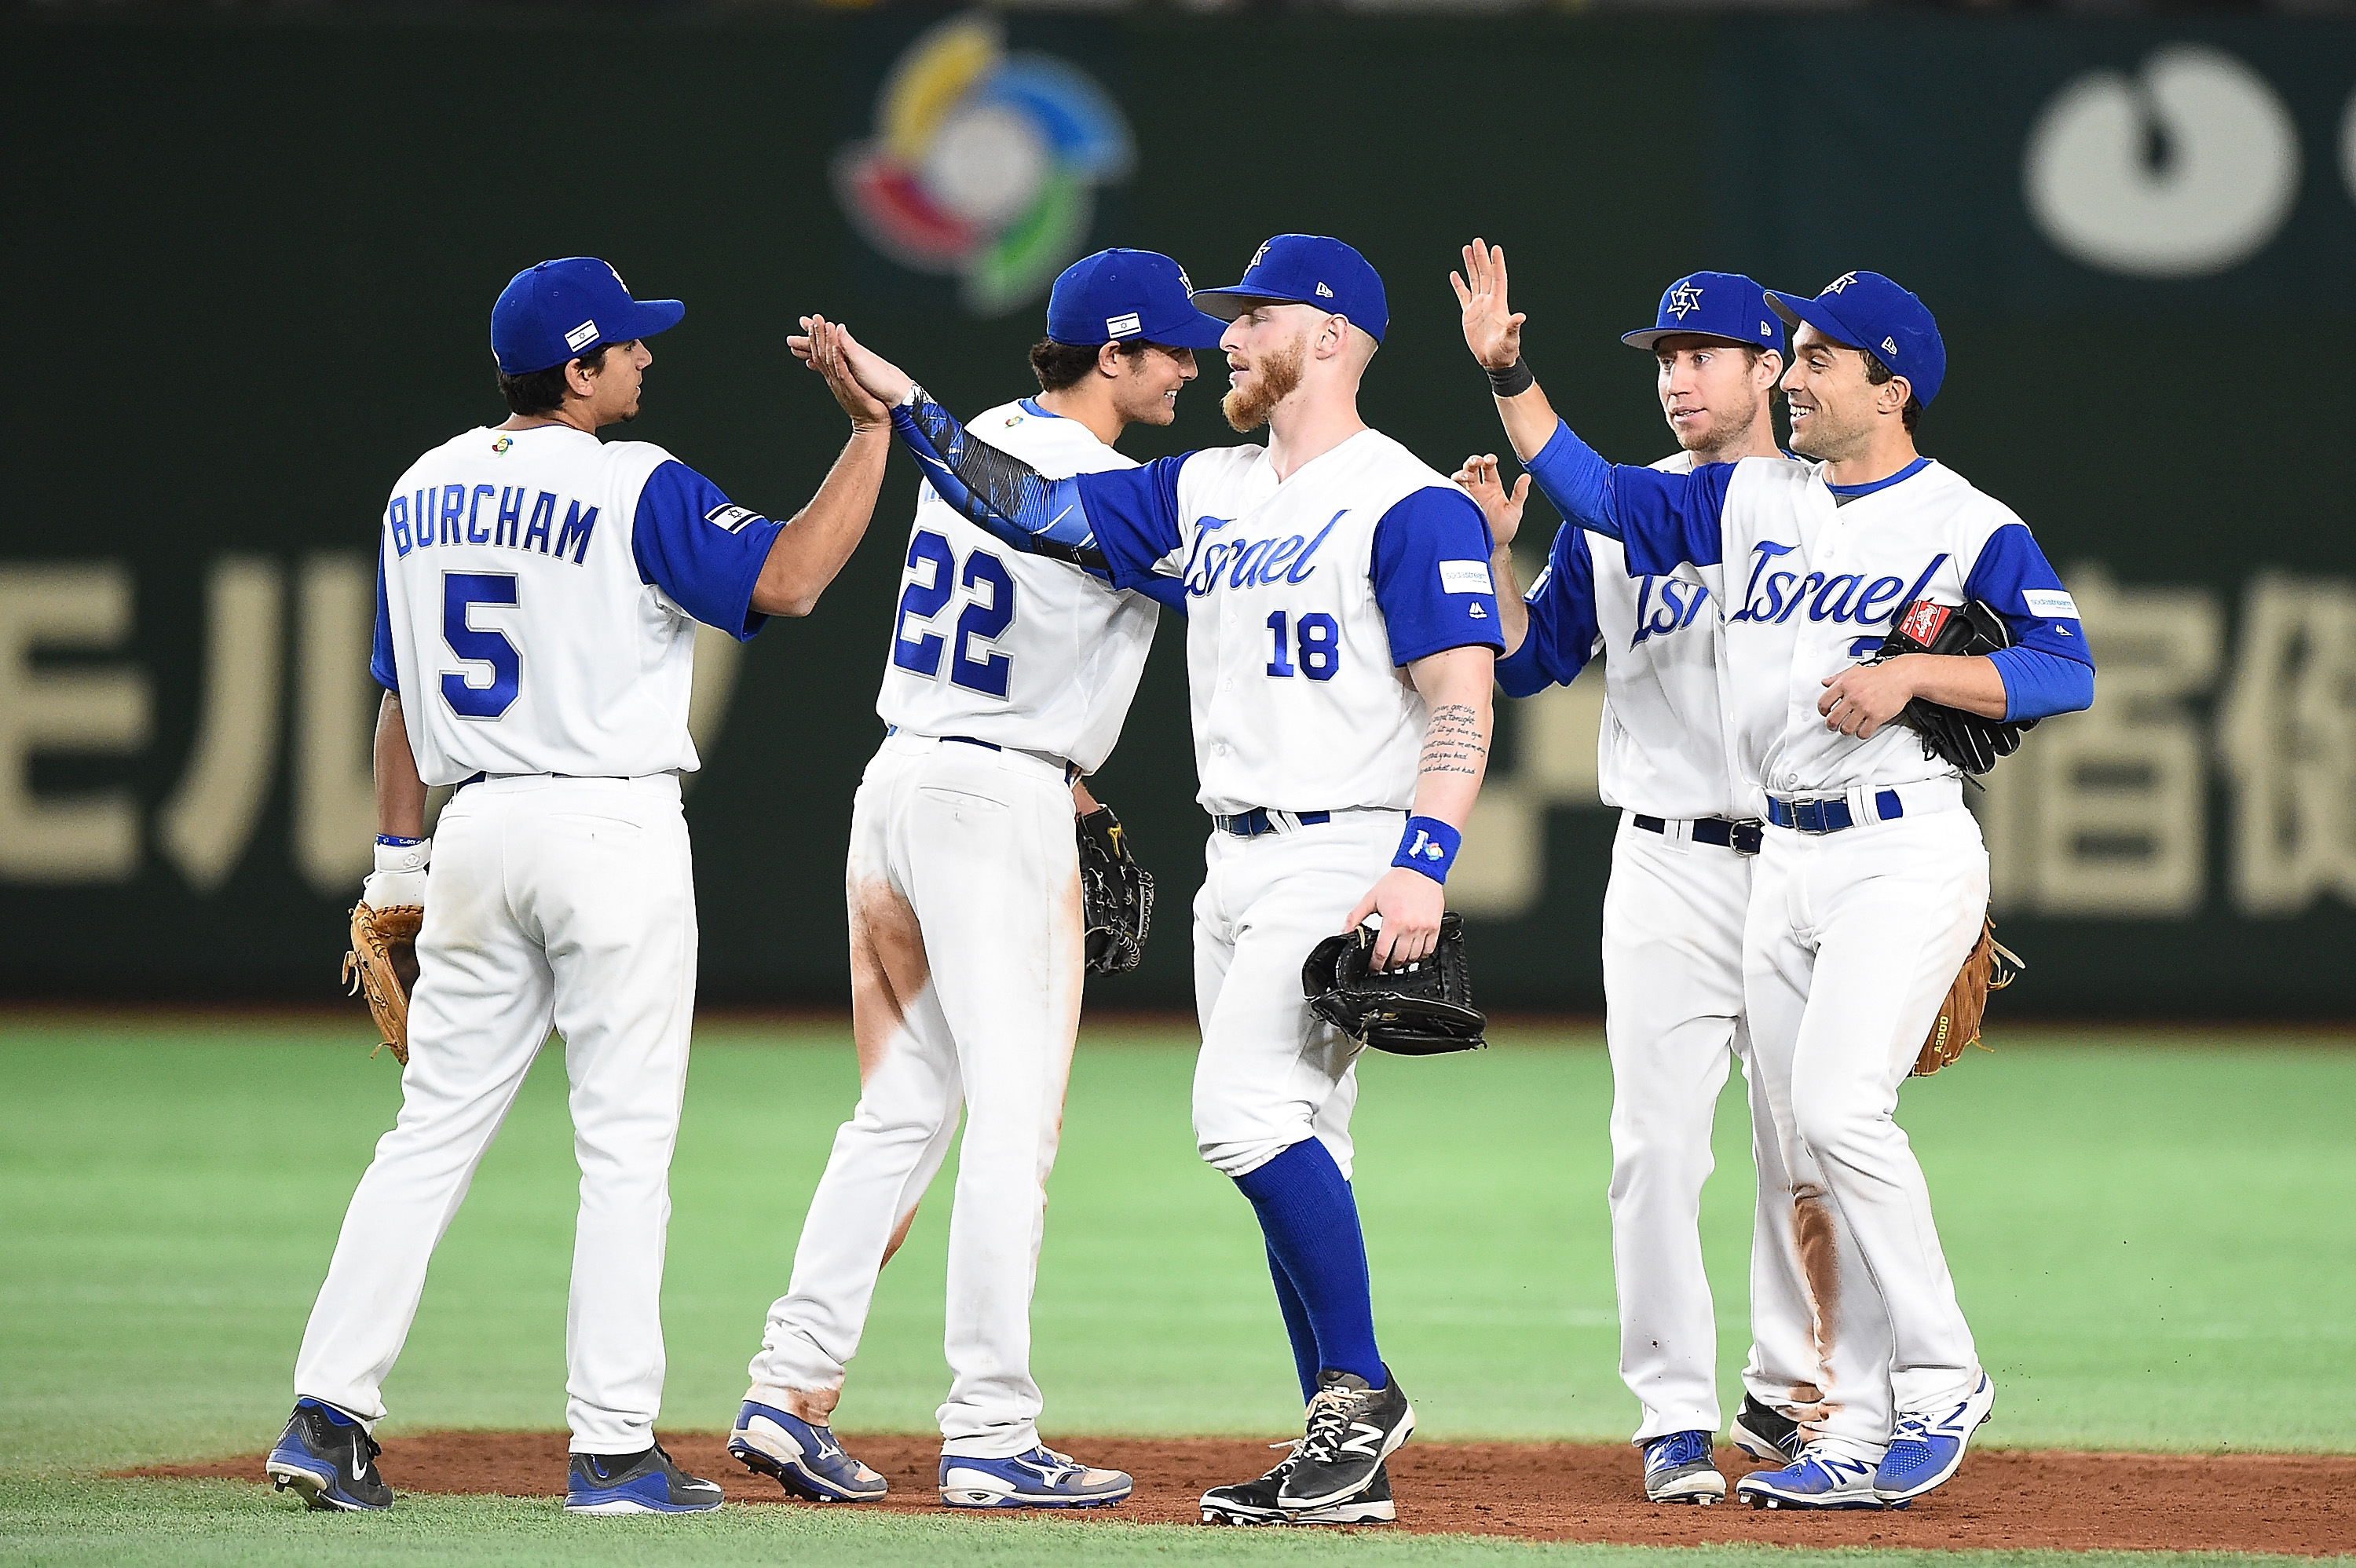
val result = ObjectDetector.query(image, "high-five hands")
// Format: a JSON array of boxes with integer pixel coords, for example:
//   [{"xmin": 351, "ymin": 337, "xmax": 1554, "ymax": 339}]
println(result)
[
  {"xmin": 1452, "ymin": 453, "xmax": 1531, "ymax": 550},
  {"xmin": 1451, "ymin": 239, "xmax": 1526, "ymax": 373},
  {"xmin": 788, "ymin": 316, "xmax": 918, "ymax": 428}
]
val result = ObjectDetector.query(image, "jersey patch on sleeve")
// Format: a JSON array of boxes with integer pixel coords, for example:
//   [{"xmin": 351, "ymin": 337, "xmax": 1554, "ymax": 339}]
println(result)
[
  {"xmin": 2021, "ymin": 588, "xmax": 2079, "ymax": 619},
  {"xmin": 1439, "ymin": 559, "xmax": 1494, "ymax": 595},
  {"xmin": 704, "ymin": 503, "xmax": 766, "ymax": 534}
]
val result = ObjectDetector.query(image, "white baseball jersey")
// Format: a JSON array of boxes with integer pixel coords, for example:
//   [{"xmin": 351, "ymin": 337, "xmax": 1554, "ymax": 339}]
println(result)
[
  {"xmin": 1072, "ymin": 430, "xmax": 1502, "ymax": 815},
  {"xmin": 877, "ymin": 399, "xmax": 1161, "ymax": 773},
  {"xmin": 371, "ymin": 422, "xmax": 781, "ymax": 785},
  {"xmin": 1499, "ymin": 450, "xmax": 1752, "ymax": 821}
]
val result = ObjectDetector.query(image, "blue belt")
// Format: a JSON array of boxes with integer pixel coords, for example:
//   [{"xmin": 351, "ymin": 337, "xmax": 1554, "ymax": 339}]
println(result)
[
  {"xmin": 1765, "ymin": 789, "xmax": 1904, "ymax": 835},
  {"xmin": 887, "ymin": 726, "xmax": 1077, "ymax": 781},
  {"xmin": 1633, "ymin": 814, "xmax": 1764, "ymax": 856},
  {"xmin": 1213, "ymin": 808, "xmax": 1332, "ymax": 837}
]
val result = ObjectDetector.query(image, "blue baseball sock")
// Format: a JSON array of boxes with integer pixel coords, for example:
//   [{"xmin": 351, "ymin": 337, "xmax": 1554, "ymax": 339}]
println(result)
[
  {"xmin": 1266, "ymin": 1242, "xmax": 1320, "ymax": 1405},
  {"xmin": 1232, "ymin": 1139, "xmax": 1384, "ymax": 1388}
]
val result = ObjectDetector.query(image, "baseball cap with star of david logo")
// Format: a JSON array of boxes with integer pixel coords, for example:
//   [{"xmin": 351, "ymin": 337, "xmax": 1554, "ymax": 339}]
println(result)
[
  {"xmin": 1189, "ymin": 234, "xmax": 1388, "ymax": 343},
  {"xmin": 1765, "ymin": 269, "xmax": 1946, "ymax": 406},
  {"xmin": 1620, "ymin": 271, "xmax": 1785, "ymax": 357}
]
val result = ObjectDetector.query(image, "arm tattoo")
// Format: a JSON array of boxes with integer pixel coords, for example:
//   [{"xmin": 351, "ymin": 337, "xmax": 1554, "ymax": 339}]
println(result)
[{"xmin": 1419, "ymin": 701, "xmax": 1489, "ymax": 777}]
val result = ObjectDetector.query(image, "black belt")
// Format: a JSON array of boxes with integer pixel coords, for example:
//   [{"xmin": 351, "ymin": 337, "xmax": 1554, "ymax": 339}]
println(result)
[
  {"xmin": 887, "ymin": 726, "xmax": 1078, "ymax": 782},
  {"xmin": 1765, "ymin": 789, "xmax": 1904, "ymax": 835},
  {"xmin": 1213, "ymin": 808, "xmax": 1332, "ymax": 837},
  {"xmin": 1633, "ymin": 813, "xmax": 1764, "ymax": 857}
]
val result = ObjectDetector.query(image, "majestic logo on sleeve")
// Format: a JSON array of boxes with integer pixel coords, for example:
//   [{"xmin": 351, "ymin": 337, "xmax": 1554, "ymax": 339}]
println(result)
[{"xmin": 1666, "ymin": 282, "xmax": 1705, "ymax": 319}]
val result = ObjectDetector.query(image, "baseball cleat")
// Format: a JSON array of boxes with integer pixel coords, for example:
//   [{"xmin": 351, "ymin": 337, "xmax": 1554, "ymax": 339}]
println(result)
[
  {"xmin": 1874, "ymin": 1372, "xmax": 1996, "ymax": 1504},
  {"xmin": 564, "ymin": 1443, "xmax": 724, "ymax": 1515},
  {"xmin": 938, "ymin": 1446, "xmax": 1132, "ymax": 1508},
  {"xmin": 1200, "ymin": 1442, "xmax": 1396, "ymax": 1526},
  {"xmin": 727, "ymin": 1399, "xmax": 885, "ymax": 1502},
  {"xmin": 265, "ymin": 1398, "xmax": 393, "ymax": 1512},
  {"xmin": 1730, "ymin": 1394, "xmax": 1807, "ymax": 1465},
  {"xmin": 1736, "ymin": 1440, "xmax": 1893, "ymax": 1511},
  {"xmin": 1277, "ymin": 1367, "xmax": 1415, "ymax": 1512},
  {"xmin": 1641, "ymin": 1429, "xmax": 1725, "ymax": 1504}
]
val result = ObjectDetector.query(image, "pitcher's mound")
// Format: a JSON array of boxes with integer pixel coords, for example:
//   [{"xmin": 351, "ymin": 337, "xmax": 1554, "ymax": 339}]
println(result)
[{"xmin": 126, "ymin": 1431, "xmax": 2356, "ymax": 1555}]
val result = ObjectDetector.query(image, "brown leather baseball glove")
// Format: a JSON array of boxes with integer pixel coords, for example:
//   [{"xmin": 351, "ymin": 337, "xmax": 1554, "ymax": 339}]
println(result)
[
  {"xmin": 342, "ymin": 902, "xmax": 424, "ymax": 1065},
  {"xmin": 1915, "ymin": 912, "xmax": 2025, "ymax": 1076}
]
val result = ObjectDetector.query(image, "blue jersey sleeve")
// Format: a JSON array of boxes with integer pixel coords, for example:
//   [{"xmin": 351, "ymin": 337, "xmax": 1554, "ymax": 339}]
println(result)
[
  {"xmin": 1495, "ymin": 524, "xmax": 1601, "ymax": 698},
  {"xmin": 1522, "ymin": 419, "xmax": 1732, "ymax": 576},
  {"xmin": 1072, "ymin": 456, "xmax": 1189, "ymax": 590},
  {"xmin": 1369, "ymin": 486, "xmax": 1505, "ymax": 666},
  {"xmin": 1962, "ymin": 524, "xmax": 2093, "ymax": 722},
  {"xmin": 631, "ymin": 461, "xmax": 786, "ymax": 641},
  {"xmin": 371, "ymin": 546, "xmax": 397, "ymax": 690}
]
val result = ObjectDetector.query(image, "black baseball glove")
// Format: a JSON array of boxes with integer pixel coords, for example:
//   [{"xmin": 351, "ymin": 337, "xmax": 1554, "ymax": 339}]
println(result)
[
  {"xmin": 1301, "ymin": 914, "xmax": 1487, "ymax": 1056},
  {"xmin": 1875, "ymin": 598, "xmax": 2039, "ymax": 775},
  {"xmin": 1077, "ymin": 805, "xmax": 1153, "ymax": 975}
]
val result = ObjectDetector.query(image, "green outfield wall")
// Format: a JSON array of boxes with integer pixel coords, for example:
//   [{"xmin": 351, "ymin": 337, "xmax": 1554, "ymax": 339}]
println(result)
[{"xmin": 4, "ymin": 13, "xmax": 2353, "ymax": 1013}]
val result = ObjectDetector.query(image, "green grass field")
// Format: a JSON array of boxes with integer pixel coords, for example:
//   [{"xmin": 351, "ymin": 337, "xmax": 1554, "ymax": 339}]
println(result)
[{"xmin": 2, "ymin": 1018, "xmax": 2351, "ymax": 1567}]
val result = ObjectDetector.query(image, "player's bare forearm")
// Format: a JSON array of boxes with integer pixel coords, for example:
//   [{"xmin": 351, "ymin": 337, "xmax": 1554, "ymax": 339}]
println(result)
[
  {"xmin": 1070, "ymin": 777, "xmax": 1099, "ymax": 816},
  {"xmin": 374, "ymin": 690, "xmax": 426, "ymax": 841},
  {"xmin": 751, "ymin": 426, "xmax": 891, "ymax": 617},
  {"xmin": 1408, "ymin": 648, "xmax": 1495, "ymax": 828},
  {"xmin": 1818, "ymin": 653, "xmax": 2007, "ymax": 738}
]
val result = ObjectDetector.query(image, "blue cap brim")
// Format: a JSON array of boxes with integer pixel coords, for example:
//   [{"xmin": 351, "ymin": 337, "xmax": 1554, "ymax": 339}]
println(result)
[
  {"xmin": 1189, "ymin": 287, "xmax": 1284, "ymax": 322},
  {"xmin": 1764, "ymin": 291, "xmax": 1857, "ymax": 353},
  {"xmin": 617, "ymin": 298, "xmax": 686, "ymax": 344},
  {"xmin": 1620, "ymin": 326, "xmax": 1769, "ymax": 353},
  {"xmin": 1154, "ymin": 309, "xmax": 1232, "ymax": 350}
]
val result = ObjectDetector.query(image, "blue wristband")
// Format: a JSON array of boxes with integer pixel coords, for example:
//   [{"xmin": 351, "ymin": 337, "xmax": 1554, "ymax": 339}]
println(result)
[
  {"xmin": 1392, "ymin": 816, "xmax": 1462, "ymax": 884},
  {"xmin": 375, "ymin": 835, "xmax": 423, "ymax": 848}
]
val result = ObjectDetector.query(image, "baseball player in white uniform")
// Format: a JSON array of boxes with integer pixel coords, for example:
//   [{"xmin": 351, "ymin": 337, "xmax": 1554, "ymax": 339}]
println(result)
[
  {"xmin": 1451, "ymin": 251, "xmax": 1824, "ymax": 1503},
  {"xmin": 728, "ymin": 250, "xmax": 1224, "ymax": 1511},
  {"xmin": 265, "ymin": 258, "xmax": 892, "ymax": 1515},
  {"xmin": 822, "ymin": 235, "xmax": 1504, "ymax": 1526},
  {"xmin": 1463, "ymin": 259, "xmax": 2094, "ymax": 1510}
]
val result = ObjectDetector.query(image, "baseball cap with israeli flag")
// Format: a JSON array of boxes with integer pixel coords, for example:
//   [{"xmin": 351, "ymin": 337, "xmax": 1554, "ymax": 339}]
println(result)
[
  {"xmin": 1621, "ymin": 271, "xmax": 1784, "ymax": 359},
  {"xmin": 1045, "ymin": 249, "xmax": 1228, "ymax": 349},
  {"xmin": 490, "ymin": 258, "xmax": 684, "ymax": 375},
  {"xmin": 1765, "ymin": 270, "xmax": 1947, "ymax": 407}
]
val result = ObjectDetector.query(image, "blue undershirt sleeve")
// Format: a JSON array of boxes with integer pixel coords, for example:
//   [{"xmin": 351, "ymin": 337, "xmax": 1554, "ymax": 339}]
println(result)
[
  {"xmin": 1494, "ymin": 524, "xmax": 1602, "ymax": 699},
  {"xmin": 1987, "ymin": 645, "xmax": 2095, "ymax": 722},
  {"xmin": 1131, "ymin": 572, "xmax": 1189, "ymax": 615},
  {"xmin": 1962, "ymin": 522, "xmax": 2094, "ymax": 669},
  {"xmin": 1369, "ymin": 486, "xmax": 1505, "ymax": 666},
  {"xmin": 1521, "ymin": 420, "xmax": 1733, "ymax": 576},
  {"xmin": 371, "ymin": 548, "xmax": 397, "ymax": 690},
  {"xmin": 631, "ymin": 461, "xmax": 786, "ymax": 641}
]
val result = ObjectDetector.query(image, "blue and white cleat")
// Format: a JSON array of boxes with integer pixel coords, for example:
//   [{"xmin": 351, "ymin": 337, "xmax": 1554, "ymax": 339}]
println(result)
[
  {"xmin": 1641, "ymin": 1429, "xmax": 1725, "ymax": 1504},
  {"xmin": 266, "ymin": 1398, "xmax": 393, "ymax": 1511},
  {"xmin": 1874, "ymin": 1373, "xmax": 1996, "ymax": 1504},
  {"xmin": 1736, "ymin": 1440, "xmax": 1893, "ymax": 1511},
  {"xmin": 728, "ymin": 1399, "xmax": 887, "ymax": 1503},
  {"xmin": 564, "ymin": 1443, "xmax": 724, "ymax": 1515},
  {"xmin": 939, "ymin": 1446, "xmax": 1132, "ymax": 1508}
]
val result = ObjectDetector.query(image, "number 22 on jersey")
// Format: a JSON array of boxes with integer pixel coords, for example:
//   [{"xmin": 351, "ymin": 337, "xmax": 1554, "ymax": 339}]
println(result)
[{"xmin": 893, "ymin": 530, "xmax": 1017, "ymax": 699}]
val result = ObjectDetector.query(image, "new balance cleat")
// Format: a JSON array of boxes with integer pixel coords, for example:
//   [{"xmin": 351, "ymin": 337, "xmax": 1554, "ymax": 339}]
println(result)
[
  {"xmin": 1730, "ymin": 1395, "xmax": 1806, "ymax": 1465},
  {"xmin": 265, "ymin": 1399, "xmax": 392, "ymax": 1512},
  {"xmin": 1200, "ymin": 1442, "xmax": 1395, "ymax": 1526},
  {"xmin": 728, "ymin": 1399, "xmax": 885, "ymax": 1502},
  {"xmin": 1736, "ymin": 1440, "xmax": 1891, "ymax": 1510},
  {"xmin": 939, "ymin": 1446, "xmax": 1132, "ymax": 1508},
  {"xmin": 565, "ymin": 1443, "xmax": 724, "ymax": 1515},
  {"xmin": 1277, "ymin": 1367, "xmax": 1415, "ymax": 1512},
  {"xmin": 1874, "ymin": 1372, "xmax": 1996, "ymax": 1504},
  {"xmin": 1641, "ymin": 1429, "xmax": 1725, "ymax": 1504}
]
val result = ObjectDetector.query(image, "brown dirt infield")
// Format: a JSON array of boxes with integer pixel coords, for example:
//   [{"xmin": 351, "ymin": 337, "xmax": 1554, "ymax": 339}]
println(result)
[{"xmin": 126, "ymin": 1431, "xmax": 2356, "ymax": 1555}]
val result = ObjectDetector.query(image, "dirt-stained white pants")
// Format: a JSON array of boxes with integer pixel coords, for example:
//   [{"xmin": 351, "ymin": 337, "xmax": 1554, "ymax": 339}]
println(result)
[
  {"xmin": 1743, "ymin": 786, "xmax": 1988, "ymax": 1453},
  {"xmin": 1601, "ymin": 813, "xmax": 1820, "ymax": 1443},
  {"xmin": 294, "ymin": 773, "xmax": 697, "ymax": 1454},
  {"xmin": 748, "ymin": 733, "xmax": 1083, "ymax": 1458}
]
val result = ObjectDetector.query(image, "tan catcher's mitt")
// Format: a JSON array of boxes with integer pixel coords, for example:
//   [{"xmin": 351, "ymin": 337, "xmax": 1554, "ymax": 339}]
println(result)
[
  {"xmin": 343, "ymin": 902, "xmax": 424, "ymax": 1065},
  {"xmin": 1915, "ymin": 912, "xmax": 2025, "ymax": 1077}
]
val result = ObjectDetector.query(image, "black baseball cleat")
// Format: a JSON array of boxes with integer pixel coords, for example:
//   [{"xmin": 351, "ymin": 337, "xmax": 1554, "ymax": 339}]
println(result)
[
  {"xmin": 565, "ymin": 1442, "xmax": 725, "ymax": 1514},
  {"xmin": 1202, "ymin": 1443, "xmax": 1396, "ymax": 1526},
  {"xmin": 1276, "ymin": 1368, "xmax": 1415, "ymax": 1512},
  {"xmin": 265, "ymin": 1398, "xmax": 393, "ymax": 1511},
  {"xmin": 1729, "ymin": 1394, "xmax": 1806, "ymax": 1465}
]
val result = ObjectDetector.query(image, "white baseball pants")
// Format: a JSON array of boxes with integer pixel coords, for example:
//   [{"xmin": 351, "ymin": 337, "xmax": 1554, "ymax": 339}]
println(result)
[
  {"xmin": 1744, "ymin": 788, "xmax": 1989, "ymax": 1451},
  {"xmin": 1601, "ymin": 813, "xmax": 1820, "ymax": 1443},
  {"xmin": 293, "ymin": 773, "xmax": 697, "ymax": 1455},
  {"xmin": 748, "ymin": 732, "xmax": 1084, "ymax": 1458},
  {"xmin": 1191, "ymin": 810, "xmax": 1404, "ymax": 1180}
]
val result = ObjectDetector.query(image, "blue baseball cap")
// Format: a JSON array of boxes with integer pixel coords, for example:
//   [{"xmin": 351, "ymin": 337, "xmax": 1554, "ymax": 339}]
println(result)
[
  {"xmin": 1622, "ymin": 271, "xmax": 1785, "ymax": 358},
  {"xmin": 1765, "ymin": 271, "xmax": 1946, "ymax": 407},
  {"xmin": 1045, "ymin": 249, "xmax": 1227, "ymax": 350},
  {"xmin": 1190, "ymin": 235, "xmax": 1388, "ymax": 344},
  {"xmin": 490, "ymin": 258, "xmax": 684, "ymax": 375}
]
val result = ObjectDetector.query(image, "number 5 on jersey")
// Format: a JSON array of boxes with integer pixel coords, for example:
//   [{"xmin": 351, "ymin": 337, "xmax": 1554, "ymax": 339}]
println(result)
[{"xmin": 894, "ymin": 530, "xmax": 1017, "ymax": 699}]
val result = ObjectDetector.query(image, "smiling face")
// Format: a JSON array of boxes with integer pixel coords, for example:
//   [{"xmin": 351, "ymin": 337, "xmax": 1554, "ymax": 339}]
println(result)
[
  {"xmin": 1107, "ymin": 343, "xmax": 1198, "ymax": 428},
  {"xmin": 1217, "ymin": 303, "xmax": 1323, "ymax": 432},
  {"xmin": 1780, "ymin": 323, "xmax": 1891, "ymax": 462},
  {"xmin": 1652, "ymin": 333, "xmax": 1780, "ymax": 457}
]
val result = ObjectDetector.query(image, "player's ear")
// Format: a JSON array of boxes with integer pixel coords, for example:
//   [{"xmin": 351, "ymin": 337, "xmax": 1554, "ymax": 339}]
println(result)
[
  {"xmin": 1878, "ymin": 373, "xmax": 1912, "ymax": 417},
  {"xmin": 1097, "ymin": 341, "xmax": 1126, "ymax": 380}
]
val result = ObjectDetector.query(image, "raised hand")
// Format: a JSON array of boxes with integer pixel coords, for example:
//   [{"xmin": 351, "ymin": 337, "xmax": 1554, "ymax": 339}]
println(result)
[
  {"xmin": 795, "ymin": 316, "xmax": 889, "ymax": 429},
  {"xmin": 1450, "ymin": 239, "xmax": 1526, "ymax": 372},
  {"xmin": 1451, "ymin": 453, "xmax": 1532, "ymax": 550}
]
